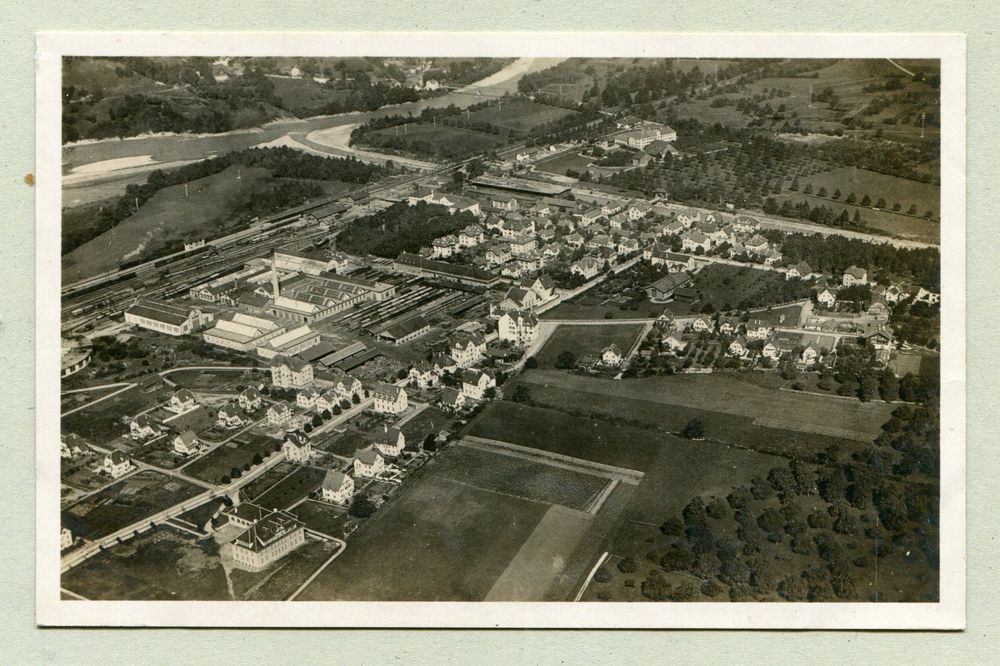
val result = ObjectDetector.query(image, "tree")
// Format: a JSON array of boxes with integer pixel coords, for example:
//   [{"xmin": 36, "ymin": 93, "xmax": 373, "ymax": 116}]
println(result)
[
  {"xmin": 832, "ymin": 188, "xmax": 842, "ymax": 199},
  {"xmin": 303, "ymin": 422, "xmax": 314, "ymax": 433},
  {"xmin": 846, "ymin": 192, "xmax": 856, "ymax": 204},
  {"xmin": 511, "ymin": 385, "xmax": 532, "ymax": 403},
  {"xmin": 422, "ymin": 433, "xmax": 437, "ymax": 452},
  {"xmin": 778, "ymin": 574, "xmax": 809, "ymax": 601},
  {"xmin": 861, "ymin": 194, "xmax": 872, "ymax": 206},
  {"xmin": 818, "ymin": 186, "xmax": 828, "ymax": 197},
  {"xmin": 617, "ymin": 557, "xmax": 638, "ymax": 574},
  {"xmin": 524, "ymin": 356, "xmax": 538, "ymax": 369},
  {"xmin": 907, "ymin": 203, "xmax": 919, "ymax": 215},
  {"xmin": 311, "ymin": 413, "xmax": 323, "ymax": 427},
  {"xmin": 349, "ymin": 493, "xmax": 376, "ymax": 518},
  {"xmin": 554, "ymin": 350, "xmax": 577, "ymax": 369},
  {"xmin": 660, "ymin": 516, "xmax": 684, "ymax": 536},
  {"xmin": 682, "ymin": 418, "xmax": 704, "ymax": 439},
  {"xmin": 640, "ymin": 570, "xmax": 671, "ymax": 601}
]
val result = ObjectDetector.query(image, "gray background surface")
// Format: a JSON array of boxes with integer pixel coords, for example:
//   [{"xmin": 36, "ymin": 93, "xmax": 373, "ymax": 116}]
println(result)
[{"xmin": 3, "ymin": 1, "xmax": 996, "ymax": 662}]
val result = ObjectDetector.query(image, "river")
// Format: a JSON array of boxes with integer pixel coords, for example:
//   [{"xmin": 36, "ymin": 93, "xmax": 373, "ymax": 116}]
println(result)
[{"xmin": 62, "ymin": 57, "xmax": 565, "ymax": 206}]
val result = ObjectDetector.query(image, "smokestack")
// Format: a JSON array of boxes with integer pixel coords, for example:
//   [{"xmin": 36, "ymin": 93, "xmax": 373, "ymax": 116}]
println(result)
[{"xmin": 271, "ymin": 251, "xmax": 280, "ymax": 300}]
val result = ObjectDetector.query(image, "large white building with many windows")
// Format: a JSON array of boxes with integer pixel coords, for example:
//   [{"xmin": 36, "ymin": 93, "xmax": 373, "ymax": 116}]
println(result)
[{"xmin": 229, "ymin": 509, "xmax": 306, "ymax": 572}]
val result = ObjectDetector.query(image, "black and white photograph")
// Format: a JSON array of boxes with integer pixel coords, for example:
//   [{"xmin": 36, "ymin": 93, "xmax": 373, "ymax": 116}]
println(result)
[{"xmin": 35, "ymin": 32, "xmax": 965, "ymax": 628}]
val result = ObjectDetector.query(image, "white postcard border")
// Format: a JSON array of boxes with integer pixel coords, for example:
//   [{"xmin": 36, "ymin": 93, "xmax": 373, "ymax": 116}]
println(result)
[{"xmin": 36, "ymin": 30, "xmax": 965, "ymax": 629}]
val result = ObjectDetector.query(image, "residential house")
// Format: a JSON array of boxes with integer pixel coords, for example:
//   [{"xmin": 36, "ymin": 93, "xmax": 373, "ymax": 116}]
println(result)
[
  {"xmin": 296, "ymin": 388, "xmax": 320, "ymax": 410},
  {"xmin": 868, "ymin": 299, "xmax": 891, "ymax": 322},
  {"xmin": 815, "ymin": 286, "xmax": 839, "ymax": 308},
  {"xmin": 269, "ymin": 355, "xmax": 314, "ymax": 389},
  {"xmin": 744, "ymin": 319, "xmax": 773, "ymax": 341},
  {"xmin": 282, "ymin": 431, "xmax": 312, "ymax": 463},
  {"xmin": 450, "ymin": 333, "xmax": 487, "ymax": 368},
  {"xmin": 497, "ymin": 310, "xmax": 539, "ymax": 346},
  {"xmin": 681, "ymin": 230, "xmax": 712, "ymax": 253},
  {"xmin": 439, "ymin": 387, "xmax": 466, "ymax": 411},
  {"xmin": 216, "ymin": 403, "xmax": 247, "ymax": 429},
  {"xmin": 168, "ymin": 389, "xmax": 196, "ymax": 414},
  {"xmin": 408, "ymin": 361, "xmax": 438, "ymax": 389},
  {"xmin": 745, "ymin": 234, "xmax": 769, "ymax": 254},
  {"xmin": 718, "ymin": 316, "xmax": 739, "ymax": 336},
  {"xmin": 691, "ymin": 315, "xmax": 713, "ymax": 333},
  {"xmin": 842, "ymin": 265, "xmax": 869, "ymax": 286},
  {"xmin": 172, "ymin": 430, "xmax": 201, "ymax": 456},
  {"xmin": 320, "ymin": 470, "xmax": 355, "ymax": 504},
  {"xmin": 577, "ymin": 209, "xmax": 603, "ymax": 227},
  {"xmin": 61, "ymin": 528, "xmax": 73, "ymax": 551},
  {"xmin": 564, "ymin": 232, "xmax": 585, "ymax": 248},
  {"xmin": 733, "ymin": 215, "xmax": 761, "ymax": 234},
  {"xmin": 599, "ymin": 344, "xmax": 624, "ymax": 367},
  {"xmin": 239, "ymin": 387, "xmax": 263, "ymax": 412},
  {"xmin": 500, "ymin": 286, "xmax": 538, "ymax": 312},
  {"xmin": 786, "ymin": 262, "xmax": 815, "ymax": 281},
  {"xmin": 329, "ymin": 370, "xmax": 364, "ymax": 402},
  {"xmin": 267, "ymin": 401, "xmax": 292, "ymax": 426},
  {"xmin": 523, "ymin": 274, "xmax": 557, "ymax": 302},
  {"xmin": 570, "ymin": 256, "xmax": 603, "ymax": 280},
  {"xmin": 627, "ymin": 202, "xmax": 652, "ymax": 221},
  {"xmin": 353, "ymin": 448, "xmax": 386, "ymax": 478},
  {"xmin": 130, "ymin": 414, "xmax": 160, "ymax": 441},
  {"xmin": 103, "ymin": 450, "xmax": 134, "ymax": 479},
  {"xmin": 460, "ymin": 368, "xmax": 496, "ymax": 401},
  {"xmin": 728, "ymin": 336, "xmax": 749, "ymax": 357},
  {"xmin": 662, "ymin": 334, "xmax": 688, "ymax": 353},
  {"xmin": 372, "ymin": 384, "xmax": 408, "ymax": 414},
  {"xmin": 431, "ymin": 354, "xmax": 458, "ymax": 376},
  {"xmin": 372, "ymin": 425, "xmax": 405, "ymax": 457},
  {"xmin": 801, "ymin": 344, "xmax": 822, "ymax": 366}
]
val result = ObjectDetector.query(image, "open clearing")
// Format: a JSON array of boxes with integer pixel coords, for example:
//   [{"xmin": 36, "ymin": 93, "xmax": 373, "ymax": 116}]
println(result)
[
  {"xmin": 61, "ymin": 471, "xmax": 205, "ymax": 541},
  {"xmin": 61, "ymin": 384, "xmax": 171, "ymax": 445},
  {"xmin": 464, "ymin": 98, "xmax": 577, "ymax": 135},
  {"xmin": 61, "ymin": 526, "xmax": 229, "ymax": 601},
  {"xmin": 533, "ymin": 324, "xmax": 645, "ymax": 367}
]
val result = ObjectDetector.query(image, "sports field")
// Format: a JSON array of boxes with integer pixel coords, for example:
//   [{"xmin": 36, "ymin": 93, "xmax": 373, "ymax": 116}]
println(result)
[
  {"xmin": 431, "ymin": 444, "xmax": 610, "ymax": 511},
  {"xmin": 533, "ymin": 324, "xmax": 645, "ymax": 368},
  {"xmin": 464, "ymin": 98, "xmax": 577, "ymax": 135},
  {"xmin": 362, "ymin": 123, "xmax": 502, "ymax": 161},
  {"xmin": 295, "ymin": 471, "xmax": 549, "ymax": 601}
]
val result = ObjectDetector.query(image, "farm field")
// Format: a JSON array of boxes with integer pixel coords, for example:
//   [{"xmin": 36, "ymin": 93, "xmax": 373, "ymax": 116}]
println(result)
[
  {"xmin": 795, "ymin": 166, "xmax": 939, "ymax": 218},
  {"xmin": 533, "ymin": 323, "xmax": 645, "ymax": 367},
  {"xmin": 61, "ymin": 526, "xmax": 230, "ymax": 601},
  {"xmin": 181, "ymin": 434, "xmax": 282, "ymax": 485},
  {"xmin": 433, "ymin": 444, "xmax": 610, "ymax": 511},
  {"xmin": 61, "ymin": 470, "xmax": 205, "ymax": 541},
  {"xmin": 360, "ymin": 123, "xmax": 503, "ymax": 161},
  {"xmin": 520, "ymin": 370, "xmax": 894, "ymax": 443},
  {"xmin": 295, "ymin": 470, "xmax": 549, "ymax": 601}
]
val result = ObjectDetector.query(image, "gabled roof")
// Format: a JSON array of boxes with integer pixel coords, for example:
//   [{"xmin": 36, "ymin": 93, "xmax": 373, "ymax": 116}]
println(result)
[
  {"xmin": 440, "ymin": 387, "xmax": 463, "ymax": 405},
  {"xmin": 270, "ymin": 354, "xmax": 312, "ymax": 372},
  {"xmin": 322, "ymin": 470, "xmax": 350, "ymax": 491},
  {"xmin": 354, "ymin": 448, "xmax": 383, "ymax": 466},
  {"xmin": 844, "ymin": 265, "xmax": 868, "ymax": 278}
]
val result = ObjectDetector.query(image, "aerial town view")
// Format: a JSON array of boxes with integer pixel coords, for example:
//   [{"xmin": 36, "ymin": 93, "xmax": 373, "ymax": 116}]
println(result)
[{"xmin": 57, "ymin": 55, "xmax": 942, "ymax": 605}]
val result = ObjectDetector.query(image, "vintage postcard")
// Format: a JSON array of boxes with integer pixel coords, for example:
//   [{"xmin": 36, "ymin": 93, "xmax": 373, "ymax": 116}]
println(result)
[{"xmin": 36, "ymin": 31, "xmax": 965, "ymax": 628}]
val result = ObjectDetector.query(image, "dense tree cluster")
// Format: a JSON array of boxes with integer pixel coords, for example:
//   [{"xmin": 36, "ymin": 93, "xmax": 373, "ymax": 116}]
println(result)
[
  {"xmin": 777, "ymin": 233, "xmax": 940, "ymax": 290},
  {"xmin": 336, "ymin": 201, "xmax": 478, "ymax": 258}
]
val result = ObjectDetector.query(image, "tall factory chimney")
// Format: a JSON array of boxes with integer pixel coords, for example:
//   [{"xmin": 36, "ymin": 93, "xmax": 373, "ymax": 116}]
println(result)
[{"xmin": 271, "ymin": 251, "xmax": 280, "ymax": 300}]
